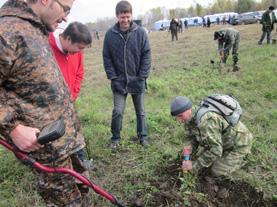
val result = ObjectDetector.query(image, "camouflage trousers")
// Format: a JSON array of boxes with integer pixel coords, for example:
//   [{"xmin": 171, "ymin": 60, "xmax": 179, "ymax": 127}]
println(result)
[
  {"xmin": 211, "ymin": 144, "xmax": 252, "ymax": 177},
  {"xmin": 223, "ymin": 39, "xmax": 240, "ymax": 63},
  {"xmin": 31, "ymin": 153, "xmax": 94, "ymax": 207}
]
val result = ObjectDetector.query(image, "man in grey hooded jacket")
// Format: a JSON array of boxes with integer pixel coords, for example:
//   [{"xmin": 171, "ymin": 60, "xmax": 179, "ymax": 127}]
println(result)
[{"xmin": 102, "ymin": 1, "xmax": 151, "ymax": 150}]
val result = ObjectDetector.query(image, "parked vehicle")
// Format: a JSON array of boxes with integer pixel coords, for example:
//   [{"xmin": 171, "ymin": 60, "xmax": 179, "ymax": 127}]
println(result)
[
  {"xmin": 253, "ymin": 10, "xmax": 266, "ymax": 23},
  {"xmin": 230, "ymin": 13, "xmax": 259, "ymax": 25}
]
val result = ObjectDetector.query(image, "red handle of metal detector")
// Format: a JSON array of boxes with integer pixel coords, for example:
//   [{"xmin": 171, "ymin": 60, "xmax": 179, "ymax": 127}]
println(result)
[{"xmin": 0, "ymin": 137, "xmax": 125, "ymax": 207}]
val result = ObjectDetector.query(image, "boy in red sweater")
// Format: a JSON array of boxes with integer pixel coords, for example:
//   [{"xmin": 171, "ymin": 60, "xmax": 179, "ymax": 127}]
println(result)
[{"xmin": 49, "ymin": 21, "xmax": 95, "ymax": 169}]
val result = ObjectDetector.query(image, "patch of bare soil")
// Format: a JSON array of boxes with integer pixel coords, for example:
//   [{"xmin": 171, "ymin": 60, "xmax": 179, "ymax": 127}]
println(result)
[{"xmin": 126, "ymin": 156, "xmax": 277, "ymax": 207}]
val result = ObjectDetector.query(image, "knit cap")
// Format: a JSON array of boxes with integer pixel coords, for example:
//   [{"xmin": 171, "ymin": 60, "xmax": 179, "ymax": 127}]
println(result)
[{"xmin": 171, "ymin": 97, "xmax": 193, "ymax": 116}]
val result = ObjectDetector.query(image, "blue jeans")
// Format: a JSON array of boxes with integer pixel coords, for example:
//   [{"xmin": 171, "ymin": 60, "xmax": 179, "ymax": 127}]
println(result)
[
  {"xmin": 259, "ymin": 31, "xmax": 271, "ymax": 44},
  {"xmin": 111, "ymin": 92, "xmax": 147, "ymax": 141}
]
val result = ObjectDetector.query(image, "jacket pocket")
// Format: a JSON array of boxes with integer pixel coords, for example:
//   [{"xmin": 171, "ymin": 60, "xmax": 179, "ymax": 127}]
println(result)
[
  {"xmin": 127, "ymin": 76, "xmax": 146, "ymax": 94},
  {"xmin": 111, "ymin": 75, "xmax": 126, "ymax": 94}
]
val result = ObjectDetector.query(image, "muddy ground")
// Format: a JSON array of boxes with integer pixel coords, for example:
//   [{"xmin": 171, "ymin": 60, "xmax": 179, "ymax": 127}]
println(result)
[{"xmin": 125, "ymin": 155, "xmax": 276, "ymax": 207}]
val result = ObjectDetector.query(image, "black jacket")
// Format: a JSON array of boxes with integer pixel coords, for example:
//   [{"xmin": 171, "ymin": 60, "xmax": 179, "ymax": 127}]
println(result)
[{"xmin": 103, "ymin": 22, "xmax": 151, "ymax": 94}]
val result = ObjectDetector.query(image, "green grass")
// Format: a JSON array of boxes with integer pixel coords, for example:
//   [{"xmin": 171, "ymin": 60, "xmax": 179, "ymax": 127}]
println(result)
[{"xmin": 0, "ymin": 23, "xmax": 276, "ymax": 206}]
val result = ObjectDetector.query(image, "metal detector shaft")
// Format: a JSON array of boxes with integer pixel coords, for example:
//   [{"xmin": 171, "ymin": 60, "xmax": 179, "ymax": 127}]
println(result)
[
  {"xmin": 0, "ymin": 137, "xmax": 126, "ymax": 207},
  {"xmin": 210, "ymin": 49, "xmax": 220, "ymax": 64},
  {"xmin": 165, "ymin": 31, "xmax": 170, "ymax": 43}
]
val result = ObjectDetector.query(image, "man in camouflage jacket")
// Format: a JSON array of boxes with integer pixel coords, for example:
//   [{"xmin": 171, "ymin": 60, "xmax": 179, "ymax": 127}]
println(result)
[
  {"xmin": 258, "ymin": 6, "xmax": 277, "ymax": 45},
  {"xmin": 0, "ymin": 0, "xmax": 93, "ymax": 206},
  {"xmin": 214, "ymin": 28, "xmax": 241, "ymax": 66},
  {"xmin": 171, "ymin": 97, "xmax": 253, "ymax": 177}
]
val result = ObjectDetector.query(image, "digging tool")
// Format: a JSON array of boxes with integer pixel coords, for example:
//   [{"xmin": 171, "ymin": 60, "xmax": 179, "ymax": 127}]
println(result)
[
  {"xmin": 183, "ymin": 154, "xmax": 190, "ymax": 175},
  {"xmin": 272, "ymin": 32, "xmax": 277, "ymax": 44},
  {"xmin": 0, "ymin": 123, "xmax": 126, "ymax": 207},
  {"xmin": 165, "ymin": 30, "xmax": 170, "ymax": 44},
  {"xmin": 210, "ymin": 50, "xmax": 218, "ymax": 64}
]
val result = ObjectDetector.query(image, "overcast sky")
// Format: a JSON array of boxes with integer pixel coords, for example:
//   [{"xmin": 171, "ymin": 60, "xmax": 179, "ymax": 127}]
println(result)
[{"xmin": 0, "ymin": 0, "xmax": 215, "ymax": 28}]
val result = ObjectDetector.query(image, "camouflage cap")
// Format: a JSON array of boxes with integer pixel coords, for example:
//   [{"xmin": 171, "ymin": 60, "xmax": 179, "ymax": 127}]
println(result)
[{"xmin": 171, "ymin": 97, "xmax": 193, "ymax": 116}]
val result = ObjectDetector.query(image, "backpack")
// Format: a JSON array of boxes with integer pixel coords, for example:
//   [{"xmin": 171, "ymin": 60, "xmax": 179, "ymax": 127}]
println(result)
[{"xmin": 196, "ymin": 94, "xmax": 242, "ymax": 134}]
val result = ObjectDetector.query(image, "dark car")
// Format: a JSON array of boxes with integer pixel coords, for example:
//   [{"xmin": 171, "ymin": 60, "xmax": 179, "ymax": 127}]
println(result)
[{"xmin": 230, "ymin": 13, "xmax": 259, "ymax": 25}]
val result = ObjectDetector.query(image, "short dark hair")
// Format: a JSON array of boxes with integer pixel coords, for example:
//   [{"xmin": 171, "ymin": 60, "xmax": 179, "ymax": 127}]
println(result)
[
  {"xmin": 269, "ymin": 6, "xmax": 275, "ymax": 10},
  {"xmin": 214, "ymin": 31, "xmax": 222, "ymax": 40},
  {"xmin": 62, "ymin": 22, "xmax": 92, "ymax": 45},
  {"xmin": 115, "ymin": 1, "xmax": 132, "ymax": 16}
]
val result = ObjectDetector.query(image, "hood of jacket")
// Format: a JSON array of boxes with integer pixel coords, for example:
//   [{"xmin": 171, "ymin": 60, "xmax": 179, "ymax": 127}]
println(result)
[{"xmin": 0, "ymin": 0, "xmax": 48, "ymax": 35}]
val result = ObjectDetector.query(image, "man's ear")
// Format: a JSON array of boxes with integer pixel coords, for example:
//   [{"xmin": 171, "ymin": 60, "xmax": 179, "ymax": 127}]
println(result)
[{"xmin": 41, "ymin": 0, "xmax": 50, "ymax": 6}]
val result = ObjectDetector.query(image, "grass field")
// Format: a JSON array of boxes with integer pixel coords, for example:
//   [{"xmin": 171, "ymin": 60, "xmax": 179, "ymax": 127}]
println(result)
[{"xmin": 0, "ymin": 23, "xmax": 276, "ymax": 206}]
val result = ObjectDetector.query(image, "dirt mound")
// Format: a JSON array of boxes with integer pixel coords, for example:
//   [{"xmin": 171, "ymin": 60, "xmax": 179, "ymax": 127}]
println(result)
[{"xmin": 126, "ymin": 157, "xmax": 276, "ymax": 207}]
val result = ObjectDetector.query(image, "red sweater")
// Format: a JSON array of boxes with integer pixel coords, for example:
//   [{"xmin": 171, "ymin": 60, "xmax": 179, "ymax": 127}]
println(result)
[{"xmin": 49, "ymin": 29, "xmax": 84, "ymax": 101}]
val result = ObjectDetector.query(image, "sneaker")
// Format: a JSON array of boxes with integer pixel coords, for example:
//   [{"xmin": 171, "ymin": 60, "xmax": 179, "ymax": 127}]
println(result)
[
  {"xmin": 140, "ymin": 139, "xmax": 149, "ymax": 147},
  {"xmin": 109, "ymin": 140, "xmax": 120, "ymax": 150},
  {"xmin": 83, "ymin": 159, "xmax": 98, "ymax": 171}
]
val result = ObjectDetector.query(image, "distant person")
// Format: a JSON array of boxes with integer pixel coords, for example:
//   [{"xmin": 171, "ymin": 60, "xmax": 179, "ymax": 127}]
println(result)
[
  {"xmin": 160, "ymin": 23, "xmax": 164, "ymax": 31},
  {"xmin": 216, "ymin": 17, "xmax": 220, "ymax": 25},
  {"xmin": 222, "ymin": 16, "xmax": 226, "ymax": 25},
  {"xmin": 202, "ymin": 17, "xmax": 206, "ymax": 28},
  {"xmin": 207, "ymin": 17, "xmax": 211, "ymax": 27},
  {"xmin": 214, "ymin": 28, "xmax": 241, "ymax": 66},
  {"xmin": 184, "ymin": 19, "xmax": 188, "ymax": 29},
  {"xmin": 102, "ymin": 1, "xmax": 151, "ymax": 150},
  {"xmin": 95, "ymin": 30, "xmax": 99, "ymax": 40},
  {"xmin": 179, "ymin": 19, "xmax": 183, "ymax": 33},
  {"xmin": 49, "ymin": 22, "xmax": 96, "ymax": 170},
  {"xmin": 258, "ymin": 6, "xmax": 277, "ymax": 45},
  {"xmin": 0, "ymin": 0, "xmax": 93, "ymax": 206},
  {"xmin": 169, "ymin": 18, "xmax": 178, "ymax": 41},
  {"xmin": 170, "ymin": 96, "xmax": 253, "ymax": 177}
]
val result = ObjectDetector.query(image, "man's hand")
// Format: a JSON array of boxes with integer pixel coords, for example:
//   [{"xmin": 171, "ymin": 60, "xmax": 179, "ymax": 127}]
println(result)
[
  {"xmin": 182, "ymin": 160, "xmax": 193, "ymax": 171},
  {"xmin": 9, "ymin": 124, "xmax": 43, "ymax": 153},
  {"xmin": 183, "ymin": 145, "xmax": 192, "ymax": 157}
]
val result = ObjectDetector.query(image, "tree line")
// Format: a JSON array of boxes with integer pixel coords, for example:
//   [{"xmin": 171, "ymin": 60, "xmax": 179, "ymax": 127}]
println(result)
[{"xmin": 86, "ymin": 0, "xmax": 276, "ymax": 32}]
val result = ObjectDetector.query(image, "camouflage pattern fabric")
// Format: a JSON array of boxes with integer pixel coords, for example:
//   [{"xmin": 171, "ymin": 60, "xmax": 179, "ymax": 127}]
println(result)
[
  {"xmin": 0, "ymin": 0, "xmax": 91, "ymax": 205},
  {"xmin": 261, "ymin": 10, "xmax": 277, "ymax": 32},
  {"xmin": 218, "ymin": 28, "xmax": 241, "ymax": 63},
  {"xmin": 32, "ymin": 153, "xmax": 93, "ymax": 207},
  {"xmin": 184, "ymin": 105, "xmax": 253, "ymax": 177}
]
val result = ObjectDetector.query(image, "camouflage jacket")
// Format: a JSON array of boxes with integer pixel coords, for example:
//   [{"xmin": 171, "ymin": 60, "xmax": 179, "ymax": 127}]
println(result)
[
  {"xmin": 218, "ymin": 28, "xmax": 240, "ymax": 51},
  {"xmin": 184, "ymin": 106, "xmax": 253, "ymax": 171},
  {"xmin": 0, "ymin": 0, "xmax": 85, "ymax": 162},
  {"xmin": 261, "ymin": 10, "xmax": 277, "ymax": 31}
]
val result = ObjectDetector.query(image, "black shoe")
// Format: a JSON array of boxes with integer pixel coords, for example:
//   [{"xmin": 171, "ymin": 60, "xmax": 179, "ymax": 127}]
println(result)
[
  {"xmin": 257, "ymin": 42, "xmax": 262, "ymax": 45},
  {"xmin": 83, "ymin": 159, "xmax": 98, "ymax": 171},
  {"xmin": 140, "ymin": 139, "xmax": 149, "ymax": 147},
  {"xmin": 110, "ymin": 140, "xmax": 120, "ymax": 150}
]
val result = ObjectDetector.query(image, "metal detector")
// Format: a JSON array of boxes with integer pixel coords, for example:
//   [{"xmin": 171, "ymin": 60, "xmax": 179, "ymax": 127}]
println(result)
[
  {"xmin": 1, "ymin": 121, "xmax": 126, "ymax": 207},
  {"xmin": 210, "ymin": 50, "xmax": 218, "ymax": 64},
  {"xmin": 272, "ymin": 32, "xmax": 277, "ymax": 44}
]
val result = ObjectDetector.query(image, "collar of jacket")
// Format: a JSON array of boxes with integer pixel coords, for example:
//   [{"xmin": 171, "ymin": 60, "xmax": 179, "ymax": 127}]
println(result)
[
  {"xmin": 188, "ymin": 105, "xmax": 200, "ymax": 124},
  {"xmin": 0, "ymin": 0, "xmax": 48, "ymax": 35},
  {"xmin": 112, "ymin": 21, "xmax": 138, "ymax": 33}
]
